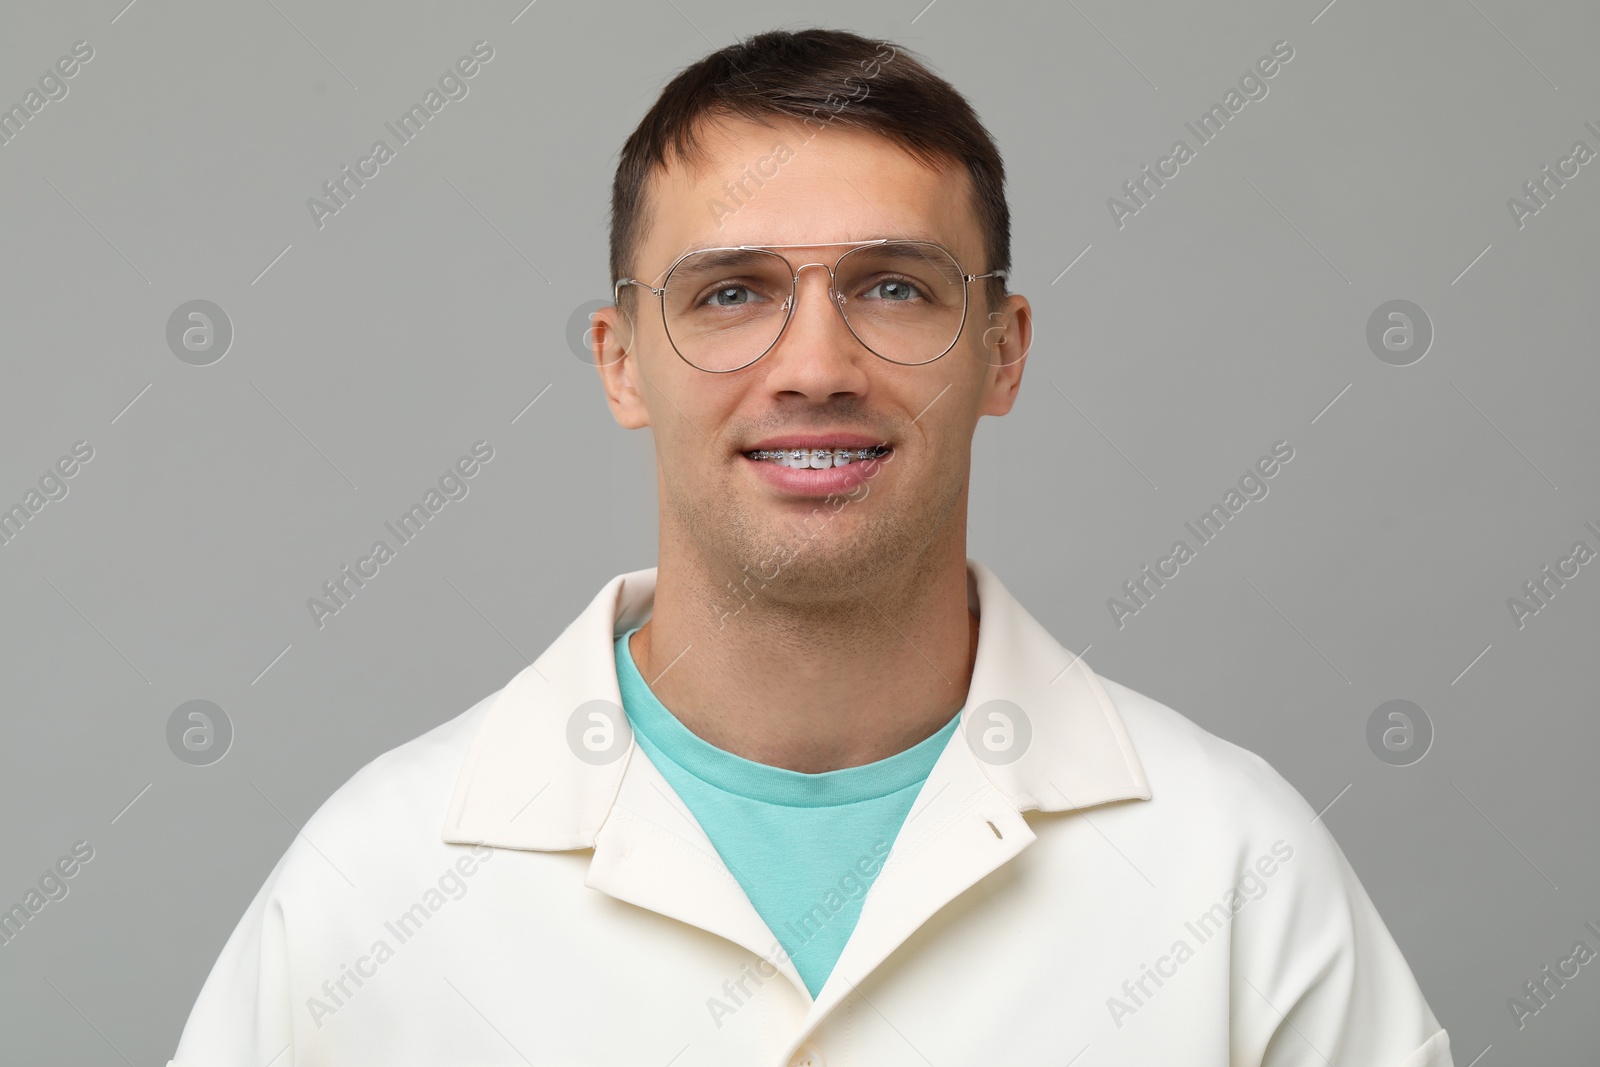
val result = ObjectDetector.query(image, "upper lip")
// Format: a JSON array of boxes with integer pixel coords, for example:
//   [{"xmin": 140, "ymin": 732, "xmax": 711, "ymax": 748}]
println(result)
[{"xmin": 743, "ymin": 433, "xmax": 892, "ymax": 453}]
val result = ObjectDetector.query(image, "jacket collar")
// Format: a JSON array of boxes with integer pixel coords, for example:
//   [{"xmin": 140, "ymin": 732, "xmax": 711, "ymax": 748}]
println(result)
[{"xmin": 442, "ymin": 558, "xmax": 1151, "ymax": 852}]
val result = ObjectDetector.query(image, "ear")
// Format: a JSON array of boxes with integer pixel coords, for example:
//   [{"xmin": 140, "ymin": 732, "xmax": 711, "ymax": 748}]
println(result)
[
  {"xmin": 593, "ymin": 303, "xmax": 651, "ymax": 430},
  {"xmin": 977, "ymin": 293, "xmax": 1031, "ymax": 417}
]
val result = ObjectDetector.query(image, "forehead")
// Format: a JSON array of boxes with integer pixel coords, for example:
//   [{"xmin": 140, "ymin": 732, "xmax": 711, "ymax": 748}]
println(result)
[{"xmin": 636, "ymin": 114, "xmax": 982, "ymax": 273}]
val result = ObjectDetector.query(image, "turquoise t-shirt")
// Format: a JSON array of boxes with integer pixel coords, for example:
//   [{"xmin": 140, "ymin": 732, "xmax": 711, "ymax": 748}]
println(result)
[{"xmin": 614, "ymin": 626, "xmax": 961, "ymax": 997}]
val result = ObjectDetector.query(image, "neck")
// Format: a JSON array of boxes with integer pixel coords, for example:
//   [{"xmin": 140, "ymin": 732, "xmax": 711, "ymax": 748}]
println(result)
[{"xmin": 629, "ymin": 528, "xmax": 979, "ymax": 774}]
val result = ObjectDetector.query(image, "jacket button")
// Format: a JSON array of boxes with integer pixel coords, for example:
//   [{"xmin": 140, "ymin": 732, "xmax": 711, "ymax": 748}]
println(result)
[{"xmin": 788, "ymin": 1044, "xmax": 825, "ymax": 1067}]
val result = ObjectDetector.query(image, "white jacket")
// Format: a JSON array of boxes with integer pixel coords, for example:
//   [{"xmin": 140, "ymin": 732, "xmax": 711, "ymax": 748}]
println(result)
[{"xmin": 169, "ymin": 559, "xmax": 1453, "ymax": 1066}]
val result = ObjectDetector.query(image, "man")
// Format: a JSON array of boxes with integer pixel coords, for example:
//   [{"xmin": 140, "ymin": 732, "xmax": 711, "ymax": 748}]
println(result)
[{"xmin": 169, "ymin": 28, "xmax": 1454, "ymax": 1066}]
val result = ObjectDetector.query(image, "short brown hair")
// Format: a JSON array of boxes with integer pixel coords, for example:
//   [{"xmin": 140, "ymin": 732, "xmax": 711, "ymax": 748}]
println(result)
[{"xmin": 608, "ymin": 27, "xmax": 1011, "ymax": 312}]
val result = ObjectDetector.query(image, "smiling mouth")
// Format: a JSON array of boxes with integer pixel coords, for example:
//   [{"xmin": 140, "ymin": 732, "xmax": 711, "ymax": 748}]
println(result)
[{"xmin": 741, "ymin": 446, "xmax": 892, "ymax": 468}]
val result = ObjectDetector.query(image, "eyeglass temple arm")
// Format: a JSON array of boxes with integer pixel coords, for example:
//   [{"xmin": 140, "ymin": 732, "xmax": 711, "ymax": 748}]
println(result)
[{"xmin": 613, "ymin": 277, "xmax": 662, "ymax": 301}]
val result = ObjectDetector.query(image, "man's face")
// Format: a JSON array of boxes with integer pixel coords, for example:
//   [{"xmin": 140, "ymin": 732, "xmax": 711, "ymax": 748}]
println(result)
[{"xmin": 595, "ymin": 115, "xmax": 1030, "ymax": 600}]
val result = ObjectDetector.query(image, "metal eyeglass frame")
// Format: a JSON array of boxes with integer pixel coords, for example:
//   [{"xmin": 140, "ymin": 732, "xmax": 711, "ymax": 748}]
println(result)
[{"xmin": 612, "ymin": 238, "xmax": 1007, "ymax": 374}]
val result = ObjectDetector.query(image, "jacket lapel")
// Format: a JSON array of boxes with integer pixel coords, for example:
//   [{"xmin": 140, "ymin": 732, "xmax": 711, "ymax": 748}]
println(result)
[
  {"xmin": 798, "ymin": 734, "xmax": 1039, "ymax": 1030},
  {"xmin": 789, "ymin": 560, "xmax": 1153, "ymax": 1039},
  {"xmin": 441, "ymin": 559, "xmax": 1153, "ymax": 1025},
  {"xmin": 583, "ymin": 742, "xmax": 812, "ymax": 997},
  {"xmin": 439, "ymin": 565, "xmax": 811, "ymax": 996}
]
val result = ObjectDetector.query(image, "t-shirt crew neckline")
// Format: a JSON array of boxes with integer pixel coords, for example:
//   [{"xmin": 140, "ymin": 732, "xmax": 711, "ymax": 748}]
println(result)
[{"xmin": 615, "ymin": 625, "xmax": 962, "ymax": 809}]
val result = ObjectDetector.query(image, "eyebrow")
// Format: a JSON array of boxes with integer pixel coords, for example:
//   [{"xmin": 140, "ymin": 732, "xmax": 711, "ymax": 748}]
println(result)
[
  {"xmin": 636, "ymin": 233, "xmax": 969, "ymax": 287},
  {"xmin": 670, "ymin": 231, "xmax": 955, "ymax": 260},
  {"xmin": 667, "ymin": 248, "xmax": 776, "ymax": 274}
]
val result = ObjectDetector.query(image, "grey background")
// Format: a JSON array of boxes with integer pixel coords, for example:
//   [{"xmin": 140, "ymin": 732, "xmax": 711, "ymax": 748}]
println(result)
[{"xmin": 1, "ymin": 0, "xmax": 1596, "ymax": 1062}]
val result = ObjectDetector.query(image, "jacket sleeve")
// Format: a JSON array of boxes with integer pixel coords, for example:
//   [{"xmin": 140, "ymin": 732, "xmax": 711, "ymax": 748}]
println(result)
[
  {"xmin": 1228, "ymin": 751, "xmax": 1455, "ymax": 1067},
  {"xmin": 167, "ymin": 849, "xmax": 301, "ymax": 1067}
]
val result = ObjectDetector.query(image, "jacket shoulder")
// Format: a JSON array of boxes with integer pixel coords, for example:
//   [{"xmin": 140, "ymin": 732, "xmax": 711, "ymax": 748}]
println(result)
[
  {"xmin": 268, "ymin": 684, "xmax": 505, "ymax": 895},
  {"xmin": 1086, "ymin": 677, "xmax": 1449, "ymax": 1058},
  {"xmin": 1093, "ymin": 672, "xmax": 1321, "ymax": 831}
]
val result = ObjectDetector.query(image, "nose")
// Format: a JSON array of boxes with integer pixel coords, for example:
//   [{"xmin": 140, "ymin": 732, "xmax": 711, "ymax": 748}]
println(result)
[{"xmin": 760, "ymin": 262, "xmax": 871, "ymax": 396}]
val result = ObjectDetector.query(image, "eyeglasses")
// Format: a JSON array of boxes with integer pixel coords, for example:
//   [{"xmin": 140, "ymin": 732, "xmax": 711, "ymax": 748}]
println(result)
[{"xmin": 613, "ymin": 238, "xmax": 1006, "ymax": 373}]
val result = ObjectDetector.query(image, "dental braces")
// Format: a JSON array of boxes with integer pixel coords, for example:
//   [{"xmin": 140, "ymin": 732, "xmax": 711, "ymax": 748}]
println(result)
[{"xmin": 748, "ymin": 446, "xmax": 890, "ymax": 462}]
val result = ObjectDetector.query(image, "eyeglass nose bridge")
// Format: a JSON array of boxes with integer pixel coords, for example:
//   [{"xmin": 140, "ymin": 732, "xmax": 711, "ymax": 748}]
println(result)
[{"xmin": 779, "ymin": 260, "xmax": 849, "ymax": 317}]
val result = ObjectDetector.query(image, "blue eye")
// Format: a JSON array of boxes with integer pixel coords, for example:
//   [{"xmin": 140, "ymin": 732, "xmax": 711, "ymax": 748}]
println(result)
[
  {"xmin": 701, "ymin": 283, "xmax": 775, "ymax": 308},
  {"xmin": 865, "ymin": 278, "xmax": 922, "ymax": 302}
]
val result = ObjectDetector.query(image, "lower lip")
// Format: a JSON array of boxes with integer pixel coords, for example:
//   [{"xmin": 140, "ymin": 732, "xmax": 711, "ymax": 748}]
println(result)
[{"xmin": 742, "ymin": 451, "xmax": 893, "ymax": 496}]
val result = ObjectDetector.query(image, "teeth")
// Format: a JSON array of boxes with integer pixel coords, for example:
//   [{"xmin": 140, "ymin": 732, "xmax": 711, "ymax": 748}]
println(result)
[{"xmin": 748, "ymin": 447, "xmax": 887, "ymax": 466}]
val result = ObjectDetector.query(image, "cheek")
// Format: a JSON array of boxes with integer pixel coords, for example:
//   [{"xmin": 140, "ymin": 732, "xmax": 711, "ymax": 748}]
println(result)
[
  {"xmin": 641, "ymin": 369, "xmax": 745, "ymax": 459},
  {"xmin": 637, "ymin": 358, "xmax": 703, "ymax": 428},
  {"xmin": 922, "ymin": 409, "xmax": 980, "ymax": 481}
]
